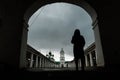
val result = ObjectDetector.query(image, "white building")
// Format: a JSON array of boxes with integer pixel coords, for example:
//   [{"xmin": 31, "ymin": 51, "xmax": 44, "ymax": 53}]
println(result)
[{"xmin": 60, "ymin": 48, "xmax": 65, "ymax": 68}]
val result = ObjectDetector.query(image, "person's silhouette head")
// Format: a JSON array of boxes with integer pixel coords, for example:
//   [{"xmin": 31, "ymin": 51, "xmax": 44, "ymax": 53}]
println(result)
[{"xmin": 74, "ymin": 29, "xmax": 81, "ymax": 36}]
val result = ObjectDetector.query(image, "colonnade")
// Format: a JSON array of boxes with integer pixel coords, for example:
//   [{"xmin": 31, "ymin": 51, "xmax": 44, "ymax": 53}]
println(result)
[
  {"xmin": 66, "ymin": 42, "xmax": 96, "ymax": 68},
  {"xmin": 26, "ymin": 42, "xmax": 96, "ymax": 69},
  {"xmin": 84, "ymin": 42, "xmax": 97, "ymax": 67},
  {"xmin": 26, "ymin": 45, "xmax": 60, "ymax": 68}
]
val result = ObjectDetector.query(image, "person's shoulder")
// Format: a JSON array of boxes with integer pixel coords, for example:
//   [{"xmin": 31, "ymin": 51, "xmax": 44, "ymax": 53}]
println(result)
[
  {"xmin": 80, "ymin": 35, "xmax": 84, "ymax": 38},
  {"xmin": 80, "ymin": 35, "xmax": 85, "ymax": 40}
]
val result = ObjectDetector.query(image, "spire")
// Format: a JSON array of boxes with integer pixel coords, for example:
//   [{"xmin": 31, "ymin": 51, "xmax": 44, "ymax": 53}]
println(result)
[{"xmin": 60, "ymin": 48, "xmax": 64, "ymax": 54}]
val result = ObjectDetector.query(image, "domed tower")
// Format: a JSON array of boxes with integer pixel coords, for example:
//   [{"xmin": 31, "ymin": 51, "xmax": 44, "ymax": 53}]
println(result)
[{"xmin": 60, "ymin": 48, "xmax": 65, "ymax": 68}]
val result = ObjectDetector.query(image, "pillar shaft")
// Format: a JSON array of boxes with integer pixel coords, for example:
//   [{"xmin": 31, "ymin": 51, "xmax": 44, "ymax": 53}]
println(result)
[
  {"xmin": 30, "ymin": 54, "xmax": 33, "ymax": 68},
  {"xmin": 89, "ymin": 53, "xmax": 93, "ymax": 66},
  {"xmin": 35, "ymin": 56, "xmax": 38, "ymax": 68}
]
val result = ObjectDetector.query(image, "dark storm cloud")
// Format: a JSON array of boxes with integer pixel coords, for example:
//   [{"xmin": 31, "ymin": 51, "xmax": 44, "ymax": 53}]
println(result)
[{"xmin": 27, "ymin": 3, "xmax": 95, "ymax": 60}]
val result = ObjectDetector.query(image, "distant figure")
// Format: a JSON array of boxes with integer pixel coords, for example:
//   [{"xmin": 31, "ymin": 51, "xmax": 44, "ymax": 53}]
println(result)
[{"xmin": 71, "ymin": 29, "xmax": 85, "ymax": 71}]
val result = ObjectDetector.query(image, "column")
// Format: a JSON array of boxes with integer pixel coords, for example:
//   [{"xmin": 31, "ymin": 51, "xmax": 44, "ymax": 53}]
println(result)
[
  {"xmin": 50, "ymin": 63, "xmax": 51, "ymax": 68},
  {"xmin": 48, "ymin": 62, "xmax": 50, "ymax": 68},
  {"xmin": 92, "ymin": 20, "xmax": 104, "ymax": 66},
  {"xmin": 47, "ymin": 62, "xmax": 49, "ymax": 68},
  {"xmin": 89, "ymin": 52, "xmax": 93, "ymax": 67},
  {"xmin": 45, "ymin": 60, "xmax": 47, "ymax": 68},
  {"xmin": 39, "ymin": 57, "xmax": 41, "ymax": 68},
  {"xmin": 42, "ymin": 58, "xmax": 44, "ymax": 68},
  {"xmin": 44, "ymin": 59, "xmax": 46, "ymax": 68},
  {"xmin": 35, "ymin": 55, "xmax": 38, "ymax": 68},
  {"xmin": 43, "ymin": 59, "xmax": 45, "ymax": 68},
  {"xmin": 85, "ymin": 55, "xmax": 88, "ymax": 67},
  {"xmin": 41, "ymin": 58, "xmax": 43, "ymax": 68},
  {"xmin": 0, "ymin": 2, "xmax": 27, "ymax": 69},
  {"xmin": 47, "ymin": 60, "xmax": 48, "ymax": 68},
  {"xmin": 20, "ymin": 21, "xmax": 28, "ymax": 68},
  {"xmin": 38, "ymin": 57, "xmax": 40, "ymax": 68},
  {"xmin": 30, "ymin": 53, "xmax": 33, "ymax": 68},
  {"xmin": 78, "ymin": 59, "xmax": 81, "ymax": 67}
]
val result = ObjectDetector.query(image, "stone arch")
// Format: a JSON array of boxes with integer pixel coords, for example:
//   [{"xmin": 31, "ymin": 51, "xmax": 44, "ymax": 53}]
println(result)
[
  {"xmin": 24, "ymin": 0, "xmax": 97, "ymax": 24},
  {"xmin": 21, "ymin": 0, "xmax": 104, "ymax": 68}
]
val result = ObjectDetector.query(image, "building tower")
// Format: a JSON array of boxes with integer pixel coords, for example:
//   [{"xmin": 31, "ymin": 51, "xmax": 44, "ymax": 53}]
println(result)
[{"xmin": 60, "ymin": 48, "xmax": 65, "ymax": 68}]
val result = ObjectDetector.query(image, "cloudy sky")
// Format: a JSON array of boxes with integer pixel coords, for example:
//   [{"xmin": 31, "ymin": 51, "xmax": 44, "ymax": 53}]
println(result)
[{"xmin": 27, "ymin": 3, "xmax": 95, "ymax": 61}]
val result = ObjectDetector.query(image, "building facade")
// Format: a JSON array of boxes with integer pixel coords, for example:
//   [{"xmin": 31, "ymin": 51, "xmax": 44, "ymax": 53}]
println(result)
[{"xmin": 64, "ymin": 42, "xmax": 98, "ymax": 70}]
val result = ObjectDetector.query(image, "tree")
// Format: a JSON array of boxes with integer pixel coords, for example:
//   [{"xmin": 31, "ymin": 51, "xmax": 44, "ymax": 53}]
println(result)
[{"xmin": 46, "ymin": 51, "xmax": 55, "ymax": 61}]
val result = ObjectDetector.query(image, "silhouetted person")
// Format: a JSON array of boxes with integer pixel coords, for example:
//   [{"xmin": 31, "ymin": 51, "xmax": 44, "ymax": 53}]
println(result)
[{"xmin": 71, "ymin": 29, "xmax": 85, "ymax": 71}]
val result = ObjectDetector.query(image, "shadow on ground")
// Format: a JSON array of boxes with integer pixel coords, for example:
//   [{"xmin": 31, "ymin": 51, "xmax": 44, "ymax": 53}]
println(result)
[{"xmin": 1, "ymin": 69, "xmax": 120, "ymax": 80}]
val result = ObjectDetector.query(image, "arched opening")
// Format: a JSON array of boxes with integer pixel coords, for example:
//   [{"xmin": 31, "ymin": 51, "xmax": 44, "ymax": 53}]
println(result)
[
  {"xmin": 27, "ymin": 3, "xmax": 95, "ymax": 69},
  {"xmin": 22, "ymin": 0, "xmax": 104, "ymax": 70}
]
